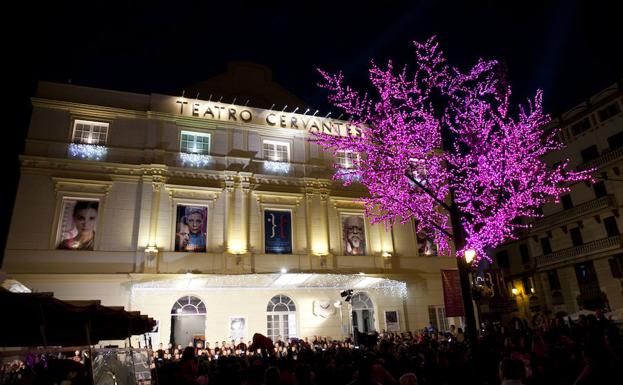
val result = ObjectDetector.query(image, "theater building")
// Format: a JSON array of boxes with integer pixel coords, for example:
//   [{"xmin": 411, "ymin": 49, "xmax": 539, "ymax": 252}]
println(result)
[{"xmin": 3, "ymin": 64, "xmax": 460, "ymax": 346}]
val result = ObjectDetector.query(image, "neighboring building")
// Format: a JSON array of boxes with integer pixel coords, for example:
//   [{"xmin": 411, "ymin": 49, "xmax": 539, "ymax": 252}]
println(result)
[
  {"xmin": 492, "ymin": 80, "xmax": 623, "ymax": 321},
  {"xmin": 3, "ymin": 64, "xmax": 459, "ymax": 347}
]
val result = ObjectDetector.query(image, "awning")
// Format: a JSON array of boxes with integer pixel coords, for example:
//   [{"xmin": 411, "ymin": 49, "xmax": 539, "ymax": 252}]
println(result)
[{"xmin": 0, "ymin": 291, "xmax": 156, "ymax": 347}]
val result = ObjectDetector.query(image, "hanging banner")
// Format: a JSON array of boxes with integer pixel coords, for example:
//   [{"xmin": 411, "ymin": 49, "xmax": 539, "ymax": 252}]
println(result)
[
  {"xmin": 441, "ymin": 269, "xmax": 465, "ymax": 317},
  {"xmin": 264, "ymin": 210, "xmax": 292, "ymax": 254}
]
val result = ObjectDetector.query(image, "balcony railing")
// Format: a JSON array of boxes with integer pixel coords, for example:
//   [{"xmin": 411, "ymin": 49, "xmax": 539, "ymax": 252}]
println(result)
[
  {"xmin": 579, "ymin": 146, "xmax": 623, "ymax": 171},
  {"xmin": 536, "ymin": 235, "xmax": 622, "ymax": 268},
  {"xmin": 531, "ymin": 195, "xmax": 617, "ymax": 232}
]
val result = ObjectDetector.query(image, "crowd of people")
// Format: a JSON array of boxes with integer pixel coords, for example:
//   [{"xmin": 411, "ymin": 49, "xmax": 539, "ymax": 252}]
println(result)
[{"xmin": 152, "ymin": 311, "xmax": 623, "ymax": 385}]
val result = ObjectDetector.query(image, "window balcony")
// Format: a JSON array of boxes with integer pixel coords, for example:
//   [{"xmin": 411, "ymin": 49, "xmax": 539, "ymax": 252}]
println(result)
[
  {"xmin": 531, "ymin": 195, "xmax": 617, "ymax": 232},
  {"xmin": 578, "ymin": 146, "xmax": 623, "ymax": 171},
  {"xmin": 68, "ymin": 143, "xmax": 107, "ymax": 161},
  {"xmin": 536, "ymin": 235, "xmax": 622, "ymax": 268}
]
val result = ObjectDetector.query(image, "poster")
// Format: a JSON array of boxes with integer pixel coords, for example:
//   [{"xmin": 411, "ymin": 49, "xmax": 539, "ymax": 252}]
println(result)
[
  {"xmin": 417, "ymin": 235, "xmax": 438, "ymax": 256},
  {"xmin": 175, "ymin": 205, "xmax": 208, "ymax": 252},
  {"xmin": 342, "ymin": 215, "xmax": 366, "ymax": 255},
  {"xmin": 441, "ymin": 269, "xmax": 465, "ymax": 317},
  {"xmin": 264, "ymin": 210, "xmax": 292, "ymax": 254},
  {"xmin": 57, "ymin": 199, "xmax": 99, "ymax": 250},
  {"xmin": 229, "ymin": 317, "xmax": 246, "ymax": 341},
  {"xmin": 384, "ymin": 310, "xmax": 400, "ymax": 332}
]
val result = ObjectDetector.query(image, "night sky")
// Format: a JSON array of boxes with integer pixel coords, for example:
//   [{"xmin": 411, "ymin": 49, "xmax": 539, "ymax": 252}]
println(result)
[{"xmin": 2, "ymin": 0, "xmax": 622, "ymax": 261}]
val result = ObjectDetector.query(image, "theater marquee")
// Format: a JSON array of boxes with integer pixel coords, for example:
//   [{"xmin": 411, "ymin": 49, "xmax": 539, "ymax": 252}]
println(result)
[{"xmin": 167, "ymin": 97, "xmax": 361, "ymax": 136}]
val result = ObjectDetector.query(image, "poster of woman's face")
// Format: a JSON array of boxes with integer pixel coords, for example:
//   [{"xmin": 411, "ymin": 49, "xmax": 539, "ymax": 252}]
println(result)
[
  {"xmin": 57, "ymin": 199, "xmax": 99, "ymax": 250},
  {"xmin": 417, "ymin": 235, "xmax": 438, "ymax": 256},
  {"xmin": 342, "ymin": 215, "xmax": 366, "ymax": 256},
  {"xmin": 229, "ymin": 317, "xmax": 246, "ymax": 340},
  {"xmin": 175, "ymin": 205, "xmax": 208, "ymax": 252}
]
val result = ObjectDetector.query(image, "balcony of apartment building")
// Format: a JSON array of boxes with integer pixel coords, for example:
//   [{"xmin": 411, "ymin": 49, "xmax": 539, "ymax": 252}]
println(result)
[
  {"xmin": 578, "ymin": 145, "xmax": 623, "ymax": 172},
  {"xmin": 530, "ymin": 194, "xmax": 618, "ymax": 233},
  {"xmin": 536, "ymin": 235, "xmax": 622, "ymax": 269}
]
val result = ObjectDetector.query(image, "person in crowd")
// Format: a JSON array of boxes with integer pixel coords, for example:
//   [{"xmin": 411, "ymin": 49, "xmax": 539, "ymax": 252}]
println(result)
[
  {"xmin": 399, "ymin": 373, "xmax": 417, "ymax": 385},
  {"xmin": 499, "ymin": 358, "xmax": 525, "ymax": 385},
  {"xmin": 57, "ymin": 201, "xmax": 98, "ymax": 250},
  {"xmin": 178, "ymin": 346, "xmax": 198, "ymax": 385}
]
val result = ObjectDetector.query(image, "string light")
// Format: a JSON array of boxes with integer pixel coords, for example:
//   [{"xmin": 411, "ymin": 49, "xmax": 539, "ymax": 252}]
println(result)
[
  {"xmin": 312, "ymin": 36, "xmax": 592, "ymax": 264},
  {"xmin": 68, "ymin": 143, "xmax": 107, "ymax": 161},
  {"xmin": 264, "ymin": 161, "xmax": 291, "ymax": 174},
  {"xmin": 180, "ymin": 153, "xmax": 212, "ymax": 167}
]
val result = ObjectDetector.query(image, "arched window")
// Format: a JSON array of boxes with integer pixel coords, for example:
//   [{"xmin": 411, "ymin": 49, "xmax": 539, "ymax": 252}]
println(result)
[
  {"xmin": 266, "ymin": 295, "xmax": 297, "ymax": 341},
  {"xmin": 170, "ymin": 295, "xmax": 206, "ymax": 315},
  {"xmin": 351, "ymin": 292, "xmax": 375, "ymax": 333}
]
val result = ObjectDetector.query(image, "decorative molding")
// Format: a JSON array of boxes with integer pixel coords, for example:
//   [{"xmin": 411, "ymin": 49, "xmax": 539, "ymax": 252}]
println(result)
[
  {"xmin": 166, "ymin": 184, "xmax": 222, "ymax": 201},
  {"xmin": 330, "ymin": 197, "xmax": 365, "ymax": 211},
  {"xmin": 52, "ymin": 177, "xmax": 113, "ymax": 196},
  {"xmin": 253, "ymin": 191, "xmax": 303, "ymax": 208}
]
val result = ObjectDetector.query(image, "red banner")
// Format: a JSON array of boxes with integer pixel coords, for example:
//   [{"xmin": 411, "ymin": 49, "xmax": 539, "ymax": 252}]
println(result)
[{"xmin": 441, "ymin": 269, "xmax": 465, "ymax": 317}]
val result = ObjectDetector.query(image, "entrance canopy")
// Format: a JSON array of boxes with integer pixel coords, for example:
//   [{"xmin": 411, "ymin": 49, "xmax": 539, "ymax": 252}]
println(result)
[{"xmin": 131, "ymin": 273, "xmax": 407, "ymax": 297}]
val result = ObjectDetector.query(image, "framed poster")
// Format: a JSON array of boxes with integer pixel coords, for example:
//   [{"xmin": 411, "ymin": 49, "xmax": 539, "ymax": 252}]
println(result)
[
  {"xmin": 384, "ymin": 310, "xmax": 400, "ymax": 332},
  {"xmin": 342, "ymin": 215, "xmax": 366, "ymax": 256},
  {"xmin": 417, "ymin": 235, "xmax": 438, "ymax": 256},
  {"xmin": 56, "ymin": 199, "xmax": 99, "ymax": 250},
  {"xmin": 175, "ymin": 205, "xmax": 208, "ymax": 252},
  {"xmin": 229, "ymin": 317, "xmax": 246, "ymax": 340},
  {"xmin": 264, "ymin": 210, "xmax": 292, "ymax": 254}
]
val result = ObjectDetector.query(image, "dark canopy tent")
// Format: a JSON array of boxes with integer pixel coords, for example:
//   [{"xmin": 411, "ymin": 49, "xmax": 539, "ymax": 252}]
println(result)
[{"xmin": 0, "ymin": 291, "xmax": 155, "ymax": 347}]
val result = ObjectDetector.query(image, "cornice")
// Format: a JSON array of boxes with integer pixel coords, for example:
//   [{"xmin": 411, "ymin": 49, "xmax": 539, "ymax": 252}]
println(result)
[{"xmin": 31, "ymin": 98, "xmax": 148, "ymax": 120}]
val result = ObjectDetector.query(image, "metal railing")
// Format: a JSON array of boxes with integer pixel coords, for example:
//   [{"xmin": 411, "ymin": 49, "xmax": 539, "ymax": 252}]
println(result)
[
  {"xmin": 531, "ymin": 195, "xmax": 617, "ymax": 232},
  {"xmin": 579, "ymin": 147, "xmax": 623, "ymax": 171},
  {"xmin": 536, "ymin": 235, "xmax": 622, "ymax": 268}
]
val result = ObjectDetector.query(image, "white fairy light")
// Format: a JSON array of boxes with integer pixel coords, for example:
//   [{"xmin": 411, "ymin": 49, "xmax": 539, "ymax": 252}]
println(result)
[
  {"xmin": 264, "ymin": 161, "xmax": 291, "ymax": 174},
  {"xmin": 68, "ymin": 143, "xmax": 107, "ymax": 161},
  {"xmin": 180, "ymin": 152, "xmax": 212, "ymax": 167},
  {"xmin": 131, "ymin": 273, "xmax": 408, "ymax": 298}
]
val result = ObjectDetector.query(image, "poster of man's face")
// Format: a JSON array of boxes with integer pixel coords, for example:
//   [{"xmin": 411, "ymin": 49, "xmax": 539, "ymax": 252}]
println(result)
[
  {"xmin": 57, "ymin": 199, "xmax": 99, "ymax": 251},
  {"xmin": 342, "ymin": 215, "xmax": 366, "ymax": 256},
  {"xmin": 175, "ymin": 205, "xmax": 208, "ymax": 252}
]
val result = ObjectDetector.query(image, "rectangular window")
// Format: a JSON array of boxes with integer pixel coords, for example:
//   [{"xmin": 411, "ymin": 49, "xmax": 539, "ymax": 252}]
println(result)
[
  {"xmin": 519, "ymin": 244, "xmax": 530, "ymax": 264},
  {"xmin": 580, "ymin": 145, "xmax": 599, "ymax": 163},
  {"xmin": 547, "ymin": 270, "xmax": 561, "ymax": 290},
  {"xmin": 604, "ymin": 216, "xmax": 620, "ymax": 237},
  {"xmin": 608, "ymin": 131, "xmax": 623, "ymax": 150},
  {"xmin": 540, "ymin": 237, "xmax": 552, "ymax": 255},
  {"xmin": 263, "ymin": 140, "xmax": 290, "ymax": 162},
  {"xmin": 496, "ymin": 250, "xmax": 510, "ymax": 269},
  {"xmin": 597, "ymin": 102, "xmax": 621, "ymax": 122},
  {"xmin": 593, "ymin": 181, "xmax": 607, "ymax": 198},
  {"xmin": 570, "ymin": 117, "xmax": 591, "ymax": 136},
  {"xmin": 561, "ymin": 194, "xmax": 573, "ymax": 210},
  {"xmin": 336, "ymin": 150, "xmax": 359, "ymax": 169},
  {"xmin": 570, "ymin": 227, "xmax": 583, "ymax": 247},
  {"xmin": 522, "ymin": 276, "xmax": 534, "ymax": 295},
  {"xmin": 72, "ymin": 120, "xmax": 109, "ymax": 145},
  {"xmin": 180, "ymin": 130, "xmax": 211, "ymax": 154}
]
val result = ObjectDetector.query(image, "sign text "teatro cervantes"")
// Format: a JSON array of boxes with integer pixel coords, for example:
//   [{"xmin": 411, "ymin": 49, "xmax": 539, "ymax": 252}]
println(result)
[{"xmin": 175, "ymin": 99, "xmax": 361, "ymax": 136}]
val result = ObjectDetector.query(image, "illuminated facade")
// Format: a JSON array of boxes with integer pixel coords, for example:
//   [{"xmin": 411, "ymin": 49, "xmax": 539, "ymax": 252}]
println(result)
[
  {"xmin": 4, "ymin": 69, "xmax": 460, "ymax": 346},
  {"xmin": 493, "ymin": 81, "xmax": 623, "ymax": 320}
]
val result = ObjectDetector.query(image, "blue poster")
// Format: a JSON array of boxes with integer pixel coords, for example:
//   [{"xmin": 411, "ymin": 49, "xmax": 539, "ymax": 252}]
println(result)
[{"xmin": 264, "ymin": 210, "xmax": 292, "ymax": 254}]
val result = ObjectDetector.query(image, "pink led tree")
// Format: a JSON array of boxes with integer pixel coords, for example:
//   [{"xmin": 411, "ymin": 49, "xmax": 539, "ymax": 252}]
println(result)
[{"xmin": 313, "ymin": 36, "xmax": 592, "ymax": 264}]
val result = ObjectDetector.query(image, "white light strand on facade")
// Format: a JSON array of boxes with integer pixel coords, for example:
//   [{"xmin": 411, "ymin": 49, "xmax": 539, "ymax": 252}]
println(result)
[
  {"xmin": 264, "ymin": 161, "xmax": 291, "ymax": 174},
  {"xmin": 131, "ymin": 273, "xmax": 408, "ymax": 298},
  {"xmin": 68, "ymin": 143, "xmax": 107, "ymax": 161},
  {"xmin": 180, "ymin": 152, "xmax": 212, "ymax": 167}
]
